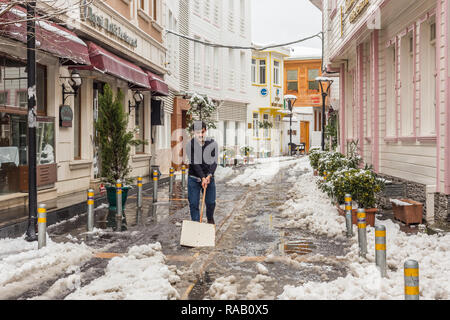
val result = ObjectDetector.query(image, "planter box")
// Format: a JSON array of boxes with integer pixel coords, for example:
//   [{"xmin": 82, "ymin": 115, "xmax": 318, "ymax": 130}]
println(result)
[
  {"xmin": 313, "ymin": 170, "xmax": 318, "ymax": 176},
  {"xmin": 391, "ymin": 199, "xmax": 423, "ymax": 226},
  {"xmin": 336, "ymin": 205, "xmax": 377, "ymax": 227}
]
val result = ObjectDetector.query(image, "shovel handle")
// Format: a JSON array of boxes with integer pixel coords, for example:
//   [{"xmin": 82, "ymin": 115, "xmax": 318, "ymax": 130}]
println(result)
[{"xmin": 199, "ymin": 185, "xmax": 207, "ymax": 223}]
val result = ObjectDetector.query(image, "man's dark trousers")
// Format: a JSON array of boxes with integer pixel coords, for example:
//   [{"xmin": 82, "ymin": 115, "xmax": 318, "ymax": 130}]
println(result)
[{"xmin": 188, "ymin": 176, "xmax": 216, "ymax": 222}]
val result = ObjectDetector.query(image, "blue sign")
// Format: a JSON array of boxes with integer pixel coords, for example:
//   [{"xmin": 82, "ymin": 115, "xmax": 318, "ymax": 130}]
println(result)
[
  {"xmin": 276, "ymin": 88, "xmax": 280, "ymax": 96},
  {"xmin": 260, "ymin": 88, "xmax": 268, "ymax": 96}
]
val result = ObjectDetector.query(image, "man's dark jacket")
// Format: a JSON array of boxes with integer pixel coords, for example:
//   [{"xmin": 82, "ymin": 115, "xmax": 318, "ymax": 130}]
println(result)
[{"xmin": 185, "ymin": 137, "xmax": 218, "ymax": 179}]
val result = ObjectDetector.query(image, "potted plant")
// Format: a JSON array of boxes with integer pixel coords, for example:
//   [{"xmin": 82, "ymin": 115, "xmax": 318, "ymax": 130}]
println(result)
[
  {"xmin": 240, "ymin": 146, "xmax": 253, "ymax": 164},
  {"xmin": 258, "ymin": 120, "xmax": 273, "ymax": 129},
  {"xmin": 308, "ymin": 148, "xmax": 323, "ymax": 176},
  {"xmin": 95, "ymin": 84, "xmax": 146, "ymax": 230},
  {"xmin": 331, "ymin": 168, "xmax": 385, "ymax": 227}
]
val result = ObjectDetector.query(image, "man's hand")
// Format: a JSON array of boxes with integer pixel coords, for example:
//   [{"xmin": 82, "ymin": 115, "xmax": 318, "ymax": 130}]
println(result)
[
  {"xmin": 202, "ymin": 178, "xmax": 208, "ymax": 189},
  {"xmin": 205, "ymin": 175, "xmax": 211, "ymax": 185}
]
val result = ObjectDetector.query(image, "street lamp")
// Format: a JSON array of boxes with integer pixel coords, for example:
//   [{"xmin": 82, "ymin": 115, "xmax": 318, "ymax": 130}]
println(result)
[
  {"xmin": 62, "ymin": 69, "xmax": 83, "ymax": 105},
  {"xmin": 284, "ymin": 95, "xmax": 297, "ymax": 156},
  {"xmin": 129, "ymin": 90, "xmax": 144, "ymax": 114},
  {"xmin": 316, "ymin": 77, "xmax": 334, "ymax": 151}
]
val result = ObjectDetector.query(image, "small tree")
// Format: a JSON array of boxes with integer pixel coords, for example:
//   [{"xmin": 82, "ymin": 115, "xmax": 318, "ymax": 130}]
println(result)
[
  {"xmin": 186, "ymin": 93, "xmax": 218, "ymax": 133},
  {"xmin": 95, "ymin": 84, "xmax": 145, "ymax": 185}
]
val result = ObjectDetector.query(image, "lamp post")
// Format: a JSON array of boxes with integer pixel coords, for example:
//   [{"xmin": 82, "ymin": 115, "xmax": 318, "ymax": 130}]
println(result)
[
  {"xmin": 25, "ymin": 0, "xmax": 37, "ymax": 241},
  {"xmin": 316, "ymin": 77, "xmax": 334, "ymax": 151},
  {"xmin": 284, "ymin": 95, "xmax": 297, "ymax": 156}
]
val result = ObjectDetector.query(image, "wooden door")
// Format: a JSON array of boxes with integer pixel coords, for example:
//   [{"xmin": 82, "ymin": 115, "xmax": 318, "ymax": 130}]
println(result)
[{"xmin": 300, "ymin": 121, "xmax": 310, "ymax": 153}]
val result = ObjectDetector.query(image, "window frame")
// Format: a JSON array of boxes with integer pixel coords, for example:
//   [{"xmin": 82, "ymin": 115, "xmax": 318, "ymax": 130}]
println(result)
[
  {"xmin": 251, "ymin": 57, "xmax": 267, "ymax": 86},
  {"xmin": 273, "ymin": 59, "xmax": 281, "ymax": 87},
  {"xmin": 286, "ymin": 69, "xmax": 299, "ymax": 92}
]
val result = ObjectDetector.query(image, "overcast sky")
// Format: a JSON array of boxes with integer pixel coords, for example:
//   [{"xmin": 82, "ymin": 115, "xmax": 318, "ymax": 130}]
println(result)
[{"xmin": 250, "ymin": 0, "xmax": 322, "ymax": 50}]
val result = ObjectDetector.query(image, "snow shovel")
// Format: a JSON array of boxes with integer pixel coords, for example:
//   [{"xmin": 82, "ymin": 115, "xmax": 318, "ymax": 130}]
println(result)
[{"xmin": 180, "ymin": 185, "xmax": 216, "ymax": 247}]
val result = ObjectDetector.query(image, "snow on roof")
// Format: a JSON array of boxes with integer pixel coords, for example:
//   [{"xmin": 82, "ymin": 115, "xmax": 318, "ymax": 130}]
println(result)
[{"xmin": 287, "ymin": 46, "xmax": 322, "ymax": 60}]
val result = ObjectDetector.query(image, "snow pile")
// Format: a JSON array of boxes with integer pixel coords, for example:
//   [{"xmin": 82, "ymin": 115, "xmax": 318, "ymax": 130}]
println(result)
[
  {"xmin": 256, "ymin": 263, "xmax": 269, "ymax": 275},
  {"xmin": 208, "ymin": 275, "xmax": 239, "ymax": 300},
  {"xmin": 277, "ymin": 158, "xmax": 450, "ymax": 300},
  {"xmin": 215, "ymin": 166, "xmax": 235, "ymax": 182},
  {"xmin": 0, "ymin": 236, "xmax": 93, "ymax": 299},
  {"xmin": 390, "ymin": 199, "xmax": 413, "ymax": 206},
  {"xmin": 280, "ymin": 220, "xmax": 450, "ymax": 300},
  {"xmin": 65, "ymin": 243, "xmax": 180, "ymax": 300},
  {"xmin": 245, "ymin": 274, "xmax": 275, "ymax": 300},
  {"xmin": 277, "ymin": 170, "xmax": 346, "ymax": 238},
  {"xmin": 227, "ymin": 158, "xmax": 299, "ymax": 187}
]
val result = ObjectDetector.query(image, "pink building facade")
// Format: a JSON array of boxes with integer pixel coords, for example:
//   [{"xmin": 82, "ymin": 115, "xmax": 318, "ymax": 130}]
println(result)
[{"xmin": 314, "ymin": 0, "xmax": 450, "ymax": 224}]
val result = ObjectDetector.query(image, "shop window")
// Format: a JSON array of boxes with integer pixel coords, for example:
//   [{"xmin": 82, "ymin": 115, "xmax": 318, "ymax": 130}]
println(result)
[
  {"xmin": 308, "ymin": 69, "xmax": 320, "ymax": 91},
  {"xmin": 0, "ymin": 114, "xmax": 55, "ymax": 195},
  {"xmin": 263, "ymin": 113, "xmax": 270, "ymax": 138},
  {"xmin": 135, "ymin": 100, "xmax": 145, "ymax": 154},
  {"xmin": 0, "ymin": 57, "xmax": 46, "ymax": 114},
  {"xmin": 74, "ymin": 91, "xmax": 81, "ymax": 159},
  {"xmin": 252, "ymin": 113, "xmax": 259, "ymax": 137},
  {"xmin": 287, "ymin": 70, "xmax": 298, "ymax": 92}
]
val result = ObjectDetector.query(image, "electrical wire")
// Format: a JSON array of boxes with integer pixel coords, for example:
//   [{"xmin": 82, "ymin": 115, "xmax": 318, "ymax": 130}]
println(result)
[{"xmin": 165, "ymin": 29, "xmax": 322, "ymax": 51}]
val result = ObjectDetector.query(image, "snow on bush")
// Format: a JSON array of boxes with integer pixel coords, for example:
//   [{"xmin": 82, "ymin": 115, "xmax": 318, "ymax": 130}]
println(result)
[
  {"xmin": 65, "ymin": 243, "xmax": 180, "ymax": 300},
  {"xmin": 0, "ymin": 235, "xmax": 93, "ymax": 299}
]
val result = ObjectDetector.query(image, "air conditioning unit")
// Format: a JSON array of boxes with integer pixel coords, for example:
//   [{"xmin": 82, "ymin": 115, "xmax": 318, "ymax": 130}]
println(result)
[{"xmin": 151, "ymin": 99, "xmax": 165, "ymax": 126}]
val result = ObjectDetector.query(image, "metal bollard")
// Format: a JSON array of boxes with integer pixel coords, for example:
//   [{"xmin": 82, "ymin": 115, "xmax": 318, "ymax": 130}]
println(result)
[
  {"xmin": 181, "ymin": 165, "xmax": 187, "ymax": 189},
  {"xmin": 404, "ymin": 260, "xmax": 419, "ymax": 300},
  {"xmin": 116, "ymin": 179, "xmax": 122, "ymax": 232},
  {"xmin": 345, "ymin": 194, "xmax": 353, "ymax": 237},
  {"xmin": 87, "ymin": 189, "xmax": 95, "ymax": 232},
  {"xmin": 357, "ymin": 208, "xmax": 367, "ymax": 257},
  {"xmin": 375, "ymin": 225, "xmax": 387, "ymax": 277},
  {"xmin": 169, "ymin": 167, "xmax": 175, "ymax": 195},
  {"xmin": 38, "ymin": 204, "xmax": 47, "ymax": 249},
  {"xmin": 152, "ymin": 169, "xmax": 158, "ymax": 203},
  {"xmin": 137, "ymin": 177, "xmax": 143, "ymax": 209}
]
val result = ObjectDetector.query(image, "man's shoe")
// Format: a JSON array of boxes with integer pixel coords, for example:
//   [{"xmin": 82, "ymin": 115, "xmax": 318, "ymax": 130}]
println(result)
[{"xmin": 207, "ymin": 218, "xmax": 215, "ymax": 225}]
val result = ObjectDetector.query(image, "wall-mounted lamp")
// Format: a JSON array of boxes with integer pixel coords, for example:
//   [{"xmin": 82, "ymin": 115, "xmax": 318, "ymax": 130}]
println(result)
[
  {"xmin": 61, "ymin": 69, "xmax": 83, "ymax": 105},
  {"xmin": 129, "ymin": 90, "xmax": 144, "ymax": 114}
]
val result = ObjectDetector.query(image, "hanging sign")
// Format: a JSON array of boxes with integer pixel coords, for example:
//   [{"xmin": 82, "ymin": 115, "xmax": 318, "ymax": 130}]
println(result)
[
  {"xmin": 59, "ymin": 105, "xmax": 73, "ymax": 127},
  {"xmin": 260, "ymin": 88, "xmax": 268, "ymax": 97}
]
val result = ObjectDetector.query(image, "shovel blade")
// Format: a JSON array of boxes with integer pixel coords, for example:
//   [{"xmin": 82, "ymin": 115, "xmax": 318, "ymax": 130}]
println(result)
[{"xmin": 180, "ymin": 220, "xmax": 216, "ymax": 247}]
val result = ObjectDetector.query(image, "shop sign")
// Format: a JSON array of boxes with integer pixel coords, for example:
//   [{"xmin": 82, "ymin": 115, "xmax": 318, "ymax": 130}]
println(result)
[
  {"xmin": 260, "ymin": 88, "xmax": 268, "ymax": 97},
  {"xmin": 59, "ymin": 105, "xmax": 73, "ymax": 127},
  {"xmin": 81, "ymin": 4, "xmax": 138, "ymax": 48},
  {"xmin": 349, "ymin": 0, "xmax": 370, "ymax": 24}
]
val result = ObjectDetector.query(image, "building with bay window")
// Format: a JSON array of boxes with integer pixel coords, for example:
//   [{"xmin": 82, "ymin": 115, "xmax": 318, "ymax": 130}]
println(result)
[
  {"xmin": 313, "ymin": 0, "xmax": 450, "ymax": 224},
  {"xmin": 248, "ymin": 45, "xmax": 290, "ymax": 157}
]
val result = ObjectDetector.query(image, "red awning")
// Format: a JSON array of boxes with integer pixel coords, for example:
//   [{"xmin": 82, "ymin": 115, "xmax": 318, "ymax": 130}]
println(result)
[
  {"xmin": 0, "ymin": 2, "xmax": 90, "ymax": 65},
  {"xmin": 85, "ymin": 41, "xmax": 151, "ymax": 89},
  {"xmin": 145, "ymin": 70, "xmax": 169, "ymax": 96}
]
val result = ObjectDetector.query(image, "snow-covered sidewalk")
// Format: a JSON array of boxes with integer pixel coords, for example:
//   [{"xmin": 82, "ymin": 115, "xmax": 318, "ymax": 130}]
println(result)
[{"xmin": 276, "ymin": 157, "xmax": 450, "ymax": 300}]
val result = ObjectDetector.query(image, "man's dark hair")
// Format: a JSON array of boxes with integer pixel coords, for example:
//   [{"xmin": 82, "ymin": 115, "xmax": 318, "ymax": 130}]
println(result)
[{"xmin": 193, "ymin": 120, "xmax": 207, "ymax": 132}]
